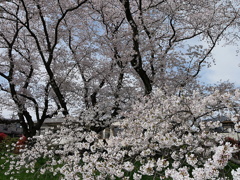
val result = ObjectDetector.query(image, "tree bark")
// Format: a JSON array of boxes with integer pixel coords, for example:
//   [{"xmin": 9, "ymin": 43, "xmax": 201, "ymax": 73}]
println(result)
[{"xmin": 121, "ymin": 0, "xmax": 152, "ymax": 95}]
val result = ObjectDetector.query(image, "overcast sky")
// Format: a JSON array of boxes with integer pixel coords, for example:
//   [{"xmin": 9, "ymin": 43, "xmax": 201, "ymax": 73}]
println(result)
[{"xmin": 198, "ymin": 41, "xmax": 240, "ymax": 87}]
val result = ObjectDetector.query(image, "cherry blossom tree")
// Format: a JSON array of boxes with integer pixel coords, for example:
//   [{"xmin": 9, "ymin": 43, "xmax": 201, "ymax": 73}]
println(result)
[
  {"xmin": 1, "ymin": 0, "xmax": 240, "ymax": 179},
  {"xmin": 0, "ymin": 0, "xmax": 89, "ymax": 136},
  {"xmin": 89, "ymin": 0, "xmax": 239, "ymax": 94},
  {"xmin": 0, "ymin": 0, "xmax": 239, "ymax": 138},
  {"xmin": 2, "ymin": 88, "xmax": 240, "ymax": 179}
]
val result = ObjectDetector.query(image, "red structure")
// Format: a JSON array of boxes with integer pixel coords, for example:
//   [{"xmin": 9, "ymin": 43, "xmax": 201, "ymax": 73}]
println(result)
[
  {"xmin": 14, "ymin": 136, "xmax": 27, "ymax": 154},
  {"xmin": 0, "ymin": 133, "xmax": 7, "ymax": 142}
]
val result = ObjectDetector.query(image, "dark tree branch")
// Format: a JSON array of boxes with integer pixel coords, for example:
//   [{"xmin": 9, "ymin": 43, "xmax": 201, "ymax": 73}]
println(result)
[
  {"xmin": 138, "ymin": 0, "xmax": 155, "ymax": 80},
  {"xmin": 120, "ymin": 0, "xmax": 152, "ymax": 94},
  {"xmin": 192, "ymin": 16, "xmax": 237, "ymax": 78},
  {"xmin": 90, "ymin": 79, "xmax": 105, "ymax": 107}
]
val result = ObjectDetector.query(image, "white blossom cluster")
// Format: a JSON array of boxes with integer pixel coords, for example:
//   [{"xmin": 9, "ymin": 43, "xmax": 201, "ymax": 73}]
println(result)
[{"xmin": 2, "ymin": 89, "xmax": 240, "ymax": 179}]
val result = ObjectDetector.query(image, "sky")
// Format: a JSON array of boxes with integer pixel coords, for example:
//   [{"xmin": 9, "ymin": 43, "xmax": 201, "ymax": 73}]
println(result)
[{"xmin": 198, "ymin": 42, "xmax": 240, "ymax": 87}]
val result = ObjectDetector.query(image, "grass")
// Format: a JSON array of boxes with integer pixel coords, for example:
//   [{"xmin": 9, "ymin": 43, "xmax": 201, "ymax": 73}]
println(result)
[
  {"xmin": 1, "ymin": 154, "xmax": 239, "ymax": 180},
  {"xmin": 0, "ymin": 153, "xmax": 170, "ymax": 180},
  {"xmin": 0, "ymin": 153, "xmax": 62, "ymax": 180},
  {"xmin": 0, "ymin": 137, "xmax": 61, "ymax": 180}
]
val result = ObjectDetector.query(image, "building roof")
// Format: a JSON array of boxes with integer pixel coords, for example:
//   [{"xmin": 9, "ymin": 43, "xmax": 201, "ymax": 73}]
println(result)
[
  {"xmin": 43, "ymin": 117, "xmax": 66, "ymax": 124},
  {"xmin": 0, "ymin": 123, "xmax": 22, "ymax": 135}
]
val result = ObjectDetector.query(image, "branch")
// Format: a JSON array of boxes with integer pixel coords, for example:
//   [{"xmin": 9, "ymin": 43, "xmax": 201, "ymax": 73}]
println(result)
[
  {"xmin": 192, "ymin": 16, "xmax": 237, "ymax": 78},
  {"xmin": 120, "ymin": 0, "xmax": 152, "ymax": 94},
  {"xmin": 168, "ymin": 17, "xmax": 176, "ymax": 48},
  {"xmin": 0, "ymin": 72, "xmax": 8, "ymax": 80},
  {"xmin": 17, "ymin": 93, "xmax": 40, "ymax": 121},
  {"xmin": 147, "ymin": 0, "xmax": 165, "ymax": 10},
  {"xmin": 51, "ymin": 0, "xmax": 88, "ymax": 60},
  {"xmin": 90, "ymin": 79, "xmax": 105, "ymax": 106},
  {"xmin": 35, "ymin": 3, "xmax": 52, "ymax": 52}
]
